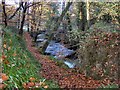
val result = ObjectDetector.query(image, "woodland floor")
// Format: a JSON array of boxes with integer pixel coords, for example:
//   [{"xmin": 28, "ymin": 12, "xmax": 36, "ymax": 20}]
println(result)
[{"xmin": 24, "ymin": 32, "xmax": 112, "ymax": 88}]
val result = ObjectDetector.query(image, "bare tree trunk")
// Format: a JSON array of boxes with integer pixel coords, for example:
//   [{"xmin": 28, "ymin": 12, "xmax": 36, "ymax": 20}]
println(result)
[
  {"xmin": 17, "ymin": 2, "xmax": 21, "ymax": 29},
  {"xmin": 2, "ymin": 0, "xmax": 7, "ymax": 27},
  {"xmin": 35, "ymin": 4, "xmax": 42, "ymax": 31},
  {"xmin": 38, "ymin": 4, "xmax": 43, "ymax": 31},
  {"xmin": 81, "ymin": 2, "xmax": 86, "ymax": 31},
  {"xmin": 17, "ymin": 9, "xmax": 20, "ymax": 29},
  {"xmin": 62, "ymin": 2, "xmax": 67, "ymax": 30},
  {"xmin": 32, "ymin": 1, "xmax": 36, "ymax": 32},
  {"xmin": 27, "ymin": 3, "xmax": 29, "ymax": 32},
  {"xmin": 41, "ymin": 2, "xmax": 72, "ymax": 53},
  {"xmin": 30, "ymin": 4, "xmax": 35, "ymax": 32},
  {"xmin": 19, "ymin": 2, "xmax": 27, "ymax": 35},
  {"xmin": 76, "ymin": 2, "xmax": 81, "ymax": 30},
  {"xmin": 86, "ymin": 0, "xmax": 90, "ymax": 29}
]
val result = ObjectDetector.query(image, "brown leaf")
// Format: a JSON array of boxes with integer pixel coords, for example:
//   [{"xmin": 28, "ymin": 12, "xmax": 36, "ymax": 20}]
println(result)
[
  {"xmin": 27, "ymin": 82, "xmax": 35, "ymax": 87},
  {"xmin": 29, "ymin": 77, "xmax": 35, "ymax": 81},
  {"xmin": 4, "ymin": 60, "xmax": 10, "ymax": 64},
  {"xmin": 22, "ymin": 83, "xmax": 27, "ymax": 88},
  {"xmin": 1, "ymin": 55, "xmax": 7, "ymax": 60},
  {"xmin": 3, "ymin": 44, "xmax": 7, "ymax": 49},
  {"xmin": 2, "ymin": 74, "xmax": 9, "ymax": 81},
  {"xmin": 0, "ymin": 84, "xmax": 6, "ymax": 89}
]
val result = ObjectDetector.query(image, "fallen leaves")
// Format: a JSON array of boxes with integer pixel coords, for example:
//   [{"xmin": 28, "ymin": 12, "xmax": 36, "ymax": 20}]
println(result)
[
  {"xmin": 1, "ymin": 73, "xmax": 9, "ymax": 81},
  {"xmin": 0, "ymin": 84, "xmax": 6, "ymax": 89},
  {"xmin": 44, "ymin": 85, "xmax": 48, "ymax": 88},
  {"xmin": 22, "ymin": 81, "xmax": 49, "ymax": 88},
  {"xmin": 3, "ymin": 60, "xmax": 10, "ymax": 64},
  {"xmin": 1, "ymin": 53, "xmax": 9, "ymax": 64},
  {"xmin": 28, "ymin": 82, "xmax": 35, "ymax": 87},
  {"xmin": 22, "ymin": 82, "xmax": 35, "ymax": 88},
  {"xmin": 3, "ymin": 44, "xmax": 7, "ymax": 49},
  {"xmin": 40, "ymin": 82, "xmax": 46, "ymax": 86},
  {"xmin": 1, "ymin": 55, "xmax": 7, "ymax": 60},
  {"xmin": 29, "ymin": 77, "xmax": 35, "ymax": 82},
  {"xmin": 22, "ymin": 83, "xmax": 27, "ymax": 88}
]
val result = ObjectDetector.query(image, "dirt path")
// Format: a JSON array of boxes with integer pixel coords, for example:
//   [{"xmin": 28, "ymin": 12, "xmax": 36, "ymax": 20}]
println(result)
[{"xmin": 24, "ymin": 32, "xmax": 102, "ymax": 88}]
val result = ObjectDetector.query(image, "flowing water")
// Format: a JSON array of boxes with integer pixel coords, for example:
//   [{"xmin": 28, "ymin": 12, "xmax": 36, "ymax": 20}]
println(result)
[{"xmin": 36, "ymin": 33, "xmax": 77, "ymax": 68}]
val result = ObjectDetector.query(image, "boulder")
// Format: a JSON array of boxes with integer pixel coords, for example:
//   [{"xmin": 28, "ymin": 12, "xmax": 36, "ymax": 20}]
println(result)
[{"xmin": 36, "ymin": 39, "xmax": 47, "ymax": 48}]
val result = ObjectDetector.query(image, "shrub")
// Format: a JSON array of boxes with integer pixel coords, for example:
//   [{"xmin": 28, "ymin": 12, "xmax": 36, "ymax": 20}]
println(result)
[{"xmin": 78, "ymin": 28, "xmax": 120, "ymax": 81}]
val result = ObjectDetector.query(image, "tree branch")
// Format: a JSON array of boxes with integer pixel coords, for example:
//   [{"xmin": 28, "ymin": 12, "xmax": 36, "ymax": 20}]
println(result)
[
  {"xmin": 2, "ymin": 0, "xmax": 8, "ymax": 26},
  {"xmin": 8, "ymin": 2, "xmax": 23, "ymax": 20},
  {"xmin": 26, "ymin": 2, "xmax": 42, "ymax": 8}
]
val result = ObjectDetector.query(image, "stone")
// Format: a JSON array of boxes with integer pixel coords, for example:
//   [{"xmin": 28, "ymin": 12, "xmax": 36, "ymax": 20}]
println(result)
[{"xmin": 36, "ymin": 40, "xmax": 47, "ymax": 48}]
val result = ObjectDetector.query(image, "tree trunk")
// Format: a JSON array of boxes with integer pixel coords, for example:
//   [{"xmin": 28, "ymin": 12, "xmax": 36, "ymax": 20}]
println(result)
[
  {"xmin": 81, "ymin": 2, "xmax": 86, "ymax": 31},
  {"xmin": 27, "ymin": 3, "xmax": 29, "ymax": 32},
  {"xmin": 77, "ymin": 2, "xmax": 86, "ymax": 31},
  {"xmin": 62, "ymin": 2, "xmax": 67, "ymax": 30},
  {"xmin": 86, "ymin": 0, "xmax": 90, "ymax": 29},
  {"xmin": 33, "ymin": 2, "xmax": 36, "ymax": 32},
  {"xmin": 36, "ymin": 4, "xmax": 42, "ymax": 31},
  {"xmin": 18, "ymin": 2, "xmax": 21, "ymax": 29},
  {"xmin": 2, "ymin": 0, "xmax": 7, "ymax": 27},
  {"xmin": 76, "ymin": 2, "xmax": 81, "ymax": 29},
  {"xmin": 66, "ymin": 13, "xmax": 72, "ymax": 31},
  {"xmin": 19, "ymin": 2, "xmax": 27, "ymax": 35},
  {"xmin": 41, "ymin": 2, "xmax": 72, "ymax": 53}
]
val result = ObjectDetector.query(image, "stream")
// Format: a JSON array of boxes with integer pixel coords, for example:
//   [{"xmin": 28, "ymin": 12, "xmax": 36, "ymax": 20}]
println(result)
[{"xmin": 31, "ymin": 31, "xmax": 78, "ymax": 68}]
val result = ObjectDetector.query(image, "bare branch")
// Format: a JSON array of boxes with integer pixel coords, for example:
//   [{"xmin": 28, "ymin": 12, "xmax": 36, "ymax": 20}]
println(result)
[
  {"xmin": 26, "ymin": 2, "xmax": 42, "ymax": 8},
  {"xmin": 8, "ymin": 2, "xmax": 23, "ymax": 20}
]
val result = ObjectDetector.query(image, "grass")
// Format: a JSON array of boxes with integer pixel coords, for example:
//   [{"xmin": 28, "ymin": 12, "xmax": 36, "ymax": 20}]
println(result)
[
  {"xmin": 2, "ymin": 26, "xmax": 59, "ymax": 88},
  {"xmin": 97, "ymin": 83, "xmax": 119, "ymax": 89}
]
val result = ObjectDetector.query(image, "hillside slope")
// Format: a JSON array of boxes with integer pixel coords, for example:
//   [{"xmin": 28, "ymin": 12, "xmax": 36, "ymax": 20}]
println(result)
[{"xmin": 2, "ymin": 26, "xmax": 58, "ymax": 88}]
